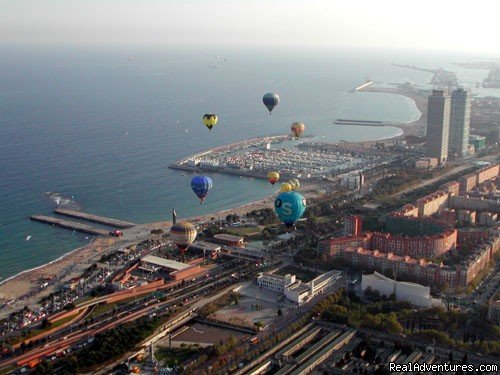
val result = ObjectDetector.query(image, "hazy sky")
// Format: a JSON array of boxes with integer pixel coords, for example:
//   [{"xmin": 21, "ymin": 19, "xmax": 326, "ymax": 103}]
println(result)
[{"xmin": 1, "ymin": 0, "xmax": 499, "ymax": 53}]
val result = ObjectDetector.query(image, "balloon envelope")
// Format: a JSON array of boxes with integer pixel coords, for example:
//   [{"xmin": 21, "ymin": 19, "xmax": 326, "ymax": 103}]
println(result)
[
  {"xmin": 274, "ymin": 191, "xmax": 306, "ymax": 228},
  {"xmin": 203, "ymin": 114, "xmax": 218, "ymax": 131},
  {"xmin": 262, "ymin": 93, "xmax": 280, "ymax": 114},
  {"xmin": 191, "ymin": 176, "xmax": 213, "ymax": 203},
  {"xmin": 170, "ymin": 221, "xmax": 197, "ymax": 252},
  {"xmin": 280, "ymin": 182, "xmax": 292, "ymax": 192},
  {"xmin": 267, "ymin": 171, "xmax": 280, "ymax": 185},
  {"xmin": 290, "ymin": 178, "xmax": 300, "ymax": 190},
  {"xmin": 291, "ymin": 122, "xmax": 305, "ymax": 138}
]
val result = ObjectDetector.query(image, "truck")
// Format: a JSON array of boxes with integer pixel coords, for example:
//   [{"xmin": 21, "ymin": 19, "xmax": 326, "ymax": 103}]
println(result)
[{"xmin": 109, "ymin": 230, "xmax": 123, "ymax": 237}]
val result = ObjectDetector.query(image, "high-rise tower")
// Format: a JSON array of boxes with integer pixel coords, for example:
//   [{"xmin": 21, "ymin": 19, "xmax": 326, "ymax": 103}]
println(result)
[
  {"xmin": 449, "ymin": 87, "xmax": 471, "ymax": 158},
  {"xmin": 426, "ymin": 89, "xmax": 450, "ymax": 164}
]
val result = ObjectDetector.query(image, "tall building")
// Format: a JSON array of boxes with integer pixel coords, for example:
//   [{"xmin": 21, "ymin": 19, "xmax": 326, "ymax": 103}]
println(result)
[
  {"xmin": 344, "ymin": 215, "xmax": 363, "ymax": 236},
  {"xmin": 449, "ymin": 88, "xmax": 471, "ymax": 158},
  {"xmin": 426, "ymin": 89, "xmax": 450, "ymax": 164}
]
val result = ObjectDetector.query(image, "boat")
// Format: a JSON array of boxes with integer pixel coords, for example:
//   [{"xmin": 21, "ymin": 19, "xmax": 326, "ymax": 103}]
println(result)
[{"xmin": 26, "ymin": 235, "xmax": 32, "ymax": 241}]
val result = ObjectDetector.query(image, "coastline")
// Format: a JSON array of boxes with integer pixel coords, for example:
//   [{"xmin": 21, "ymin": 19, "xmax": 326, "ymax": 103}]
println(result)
[
  {"xmin": 356, "ymin": 83, "xmax": 428, "ymax": 138},
  {"xmin": 0, "ymin": 84, "xmax": 427, "ymax": 317},
  {"xmin": 0, "ymin": 183, "xmax": 322, "ymax": 317}
]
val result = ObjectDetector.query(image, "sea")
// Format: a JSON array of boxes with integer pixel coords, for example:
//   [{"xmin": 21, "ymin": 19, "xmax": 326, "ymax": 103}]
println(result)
[{"xmin": 0, "ymin": 45, "xmax": 496, "ymax": 281}]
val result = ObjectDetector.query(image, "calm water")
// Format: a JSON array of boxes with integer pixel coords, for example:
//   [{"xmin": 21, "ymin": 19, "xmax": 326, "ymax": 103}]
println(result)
[{"xmin": 0, "ymin": 46, "xmax": 491, "ymax": 280}]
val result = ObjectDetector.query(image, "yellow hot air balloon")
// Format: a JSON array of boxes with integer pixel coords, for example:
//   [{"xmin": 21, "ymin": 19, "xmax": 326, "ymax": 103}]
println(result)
[
  {"xmin": 291, "ymin": 122, "xmax": 305, "ymax": 138},
  {"xmin": 290, "ymin": 178, "xmax": 300, "ymax": 190},
  {"xmin": 203, "ymin": 114, "xmax": 218, "ymax": 132},
  {"xmin": 267, "ymin": 171, "xmax": 280, "ymax": 186},
  {"xmin": 280, "ymin": 182, "xmax": 292, "ymax": 192}
]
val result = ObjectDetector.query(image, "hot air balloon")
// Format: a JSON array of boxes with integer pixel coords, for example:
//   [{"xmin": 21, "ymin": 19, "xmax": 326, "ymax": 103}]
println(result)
[
  {"xmin": 290, "ymin": 178, "xmax": 300, "ymax": 190},
  {"xmin": 262, "ymin": 93, "xmax": 280, "ymax": 114},
  {"xmin": 203, "ymin": 114, "xmax": 218, "ymax": 132},
  {"xmin": 274, "ymin": 191, "xmax": 306, "ymax": 229},
  {"xmin": 280, "ymin": 182, "xmax": 292, "ymax": 192},
  {"xmin": 191, "ymin": 176, "xmax": 213, "ymax": 204},
  {"xmin": 267, "ymin": 171, "xmax": 280, "ymax": 186},
  {"xmin": 291, "ymin": 122, "xmax": 305, "ymax": 138},
  {"xmin": 170, "ymin": 221, "xmax": 197, "ymax": 256}
]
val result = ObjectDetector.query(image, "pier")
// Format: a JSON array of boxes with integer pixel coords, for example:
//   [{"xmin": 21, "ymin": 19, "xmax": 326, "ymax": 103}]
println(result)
[
  {"xmin": 351, "ymin": 79, "xmax": 373, "ymax": 92},
  {"xmin": 29, "ymin": 215, "xmax": 111, "ymax": 236},
  {"xmin": 334, "ymin": 119, "xmax": 385, "ymax": 126},
  {"xmin": 54, "ymin": 208, "xmax": 136, "ymax": 228}
]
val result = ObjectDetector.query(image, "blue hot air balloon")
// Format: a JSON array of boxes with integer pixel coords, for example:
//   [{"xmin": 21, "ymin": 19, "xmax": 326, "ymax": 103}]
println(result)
[
  {"xmin": 191, "ymin": 176, "xmax": 213, "ymax": 204},
  {"xmin": 262, "ymin": 93, "xmax": 280, "ymax": 114},
  {"xmin": 274, "ymin": 191, "xmax": 306, "ymax": 229}
]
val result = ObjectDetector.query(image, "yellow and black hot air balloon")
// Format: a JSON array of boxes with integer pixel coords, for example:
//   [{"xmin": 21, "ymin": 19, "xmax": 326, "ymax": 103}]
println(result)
[
  {"xmin": 170, "ymin": 221, "xmax": 197, "ymax": 257},
  {"xmin": 203, "ymin": 114, "xmax": 218, "ymax": 132},
  {"xmin": 267, "ymin": 171, "xmax": 280, "ymax": 186},
  {"xmin": 291, "ymin": 122, "xmax": 305, "ymax": 138}
]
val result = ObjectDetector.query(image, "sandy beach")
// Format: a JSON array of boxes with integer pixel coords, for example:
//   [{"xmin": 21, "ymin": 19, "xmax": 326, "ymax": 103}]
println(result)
[
  {"xmin": 0, "ymin": 183, "xmax": 322, "ymax": 317},
  {"xmin": 359, "ymin": 83, "xmax": 429, "ymax": 138}
]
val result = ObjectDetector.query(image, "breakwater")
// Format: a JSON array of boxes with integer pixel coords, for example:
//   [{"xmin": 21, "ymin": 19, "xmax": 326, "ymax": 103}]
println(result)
[
  {"xmin": 54, "ymin": 208, "xmax": 136, "ymax": 228},
  {"xmin": 351, "ymin": 79, "xmax": 373, "ymax": 92},
  {"xmin": 334, "ymin": 119, "xmax": 386, "ymax": 126},
  {"xmin": 29, "ymin": 215, "xmax": 110, "ymax": 236}
]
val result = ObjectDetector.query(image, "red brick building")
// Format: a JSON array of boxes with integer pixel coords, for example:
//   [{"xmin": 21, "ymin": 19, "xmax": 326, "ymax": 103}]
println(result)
[
  {"xmin": 318, "ymin": 235, "xmax": 370, "ymax": 260},
  {"xmin": 369, "ymin": 230, "xmax": 457, "ymax": 259}
]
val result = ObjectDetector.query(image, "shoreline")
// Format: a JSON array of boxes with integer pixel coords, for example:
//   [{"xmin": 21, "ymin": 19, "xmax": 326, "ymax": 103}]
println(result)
[
  {"xmin": 356, "ymin": 83, "xmax": 428, "ymax": 138},
  {"xmin": 0, "ymin": 183, "xmax": 323, "ymax": 317},
  {"xmin": 0, "ymin": 84, "xmax": 426, "ymax": 317},
  {"xmin": 0, "ymin": 243, "xmax": 90, "ymax": 287}
]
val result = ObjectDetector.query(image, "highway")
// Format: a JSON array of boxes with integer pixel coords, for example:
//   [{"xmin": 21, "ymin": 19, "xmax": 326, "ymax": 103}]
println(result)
[{"xmin": 0, "ymin": 260, "xmax": 259, "ymax": 371}]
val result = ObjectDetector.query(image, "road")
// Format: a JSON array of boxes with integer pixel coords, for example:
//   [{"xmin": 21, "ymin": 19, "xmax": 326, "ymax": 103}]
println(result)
[
  {"xmin": 90, "ymin": 281, "xmax": 252, "ymax": 375},
  {"xmin": 396, "ymin": 163, "xmax": 473, "ymax": 197},
  {"xmin": 1, "ymin": 259, "xmax": 264, "ymax": 372}
]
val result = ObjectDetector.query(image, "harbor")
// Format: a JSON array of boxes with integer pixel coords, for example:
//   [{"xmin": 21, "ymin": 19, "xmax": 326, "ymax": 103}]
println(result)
[
  {"xmin": 54, "ymin": 208, "xmax": 136, "ymax": 228},
  {"xmin": 29, "ymin": 215, "xmax": 111, "ymax": 236}
]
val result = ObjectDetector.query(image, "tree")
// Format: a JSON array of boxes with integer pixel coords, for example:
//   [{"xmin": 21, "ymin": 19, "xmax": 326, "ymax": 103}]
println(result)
[
  {"xmin": 277, "ymin": 309, "xmax": 283, "ymax": 317},
  {"xmin": 33, "ymin": 360, "xmax": 53, "ymax": 375},
  {"xmin": 41, "ymin": 318, "xmax": 51, "ymax": 329},
  {"xmin": 461, "ymin": 353, "xmax": 468, "ymax": 365},
  {"xmin": 230, "ymin": 292, "xmax": 240, "ymax": 305},
  {"xmin": 381, "ymin": 315, "xmax": 403, "ymax": 335}
]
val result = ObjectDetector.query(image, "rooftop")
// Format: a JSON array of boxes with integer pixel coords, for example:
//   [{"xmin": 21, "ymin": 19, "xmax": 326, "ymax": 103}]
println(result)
[
  {"xmin": 141, "ymin": 255, "xmax": 190, "ymax": 270},
  {"xmin": 191, "ymin": 241, "xmax": 221, "ymax": 251},
  {"xmin": 213, "ymin": 233, "xmax": 244, "ymax": 242}
]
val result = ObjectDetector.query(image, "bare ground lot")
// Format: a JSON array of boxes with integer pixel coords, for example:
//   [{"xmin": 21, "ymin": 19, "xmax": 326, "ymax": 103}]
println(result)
[
  {"xmin": 209, "ymin": 284, "xmax": 292, "ymax": 328},
  {"xmin": 170, "ymin": 322, "xmax": 248, "ymax": 345}
]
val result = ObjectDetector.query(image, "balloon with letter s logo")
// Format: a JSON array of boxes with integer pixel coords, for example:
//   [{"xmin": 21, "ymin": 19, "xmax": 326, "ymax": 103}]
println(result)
[{"xmin": 274, "ymin": 191, "xmax": 306, "ymax": 229}]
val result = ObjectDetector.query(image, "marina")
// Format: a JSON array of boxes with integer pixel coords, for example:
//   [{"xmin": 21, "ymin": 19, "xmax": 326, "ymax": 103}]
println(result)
[
  {"xmin": 29, "ymin": 215, "xmax": 111, "ymax": 236},
  {"xmin": 169, "ymin": 135, "xmax": 399, "ymax": 182}
]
